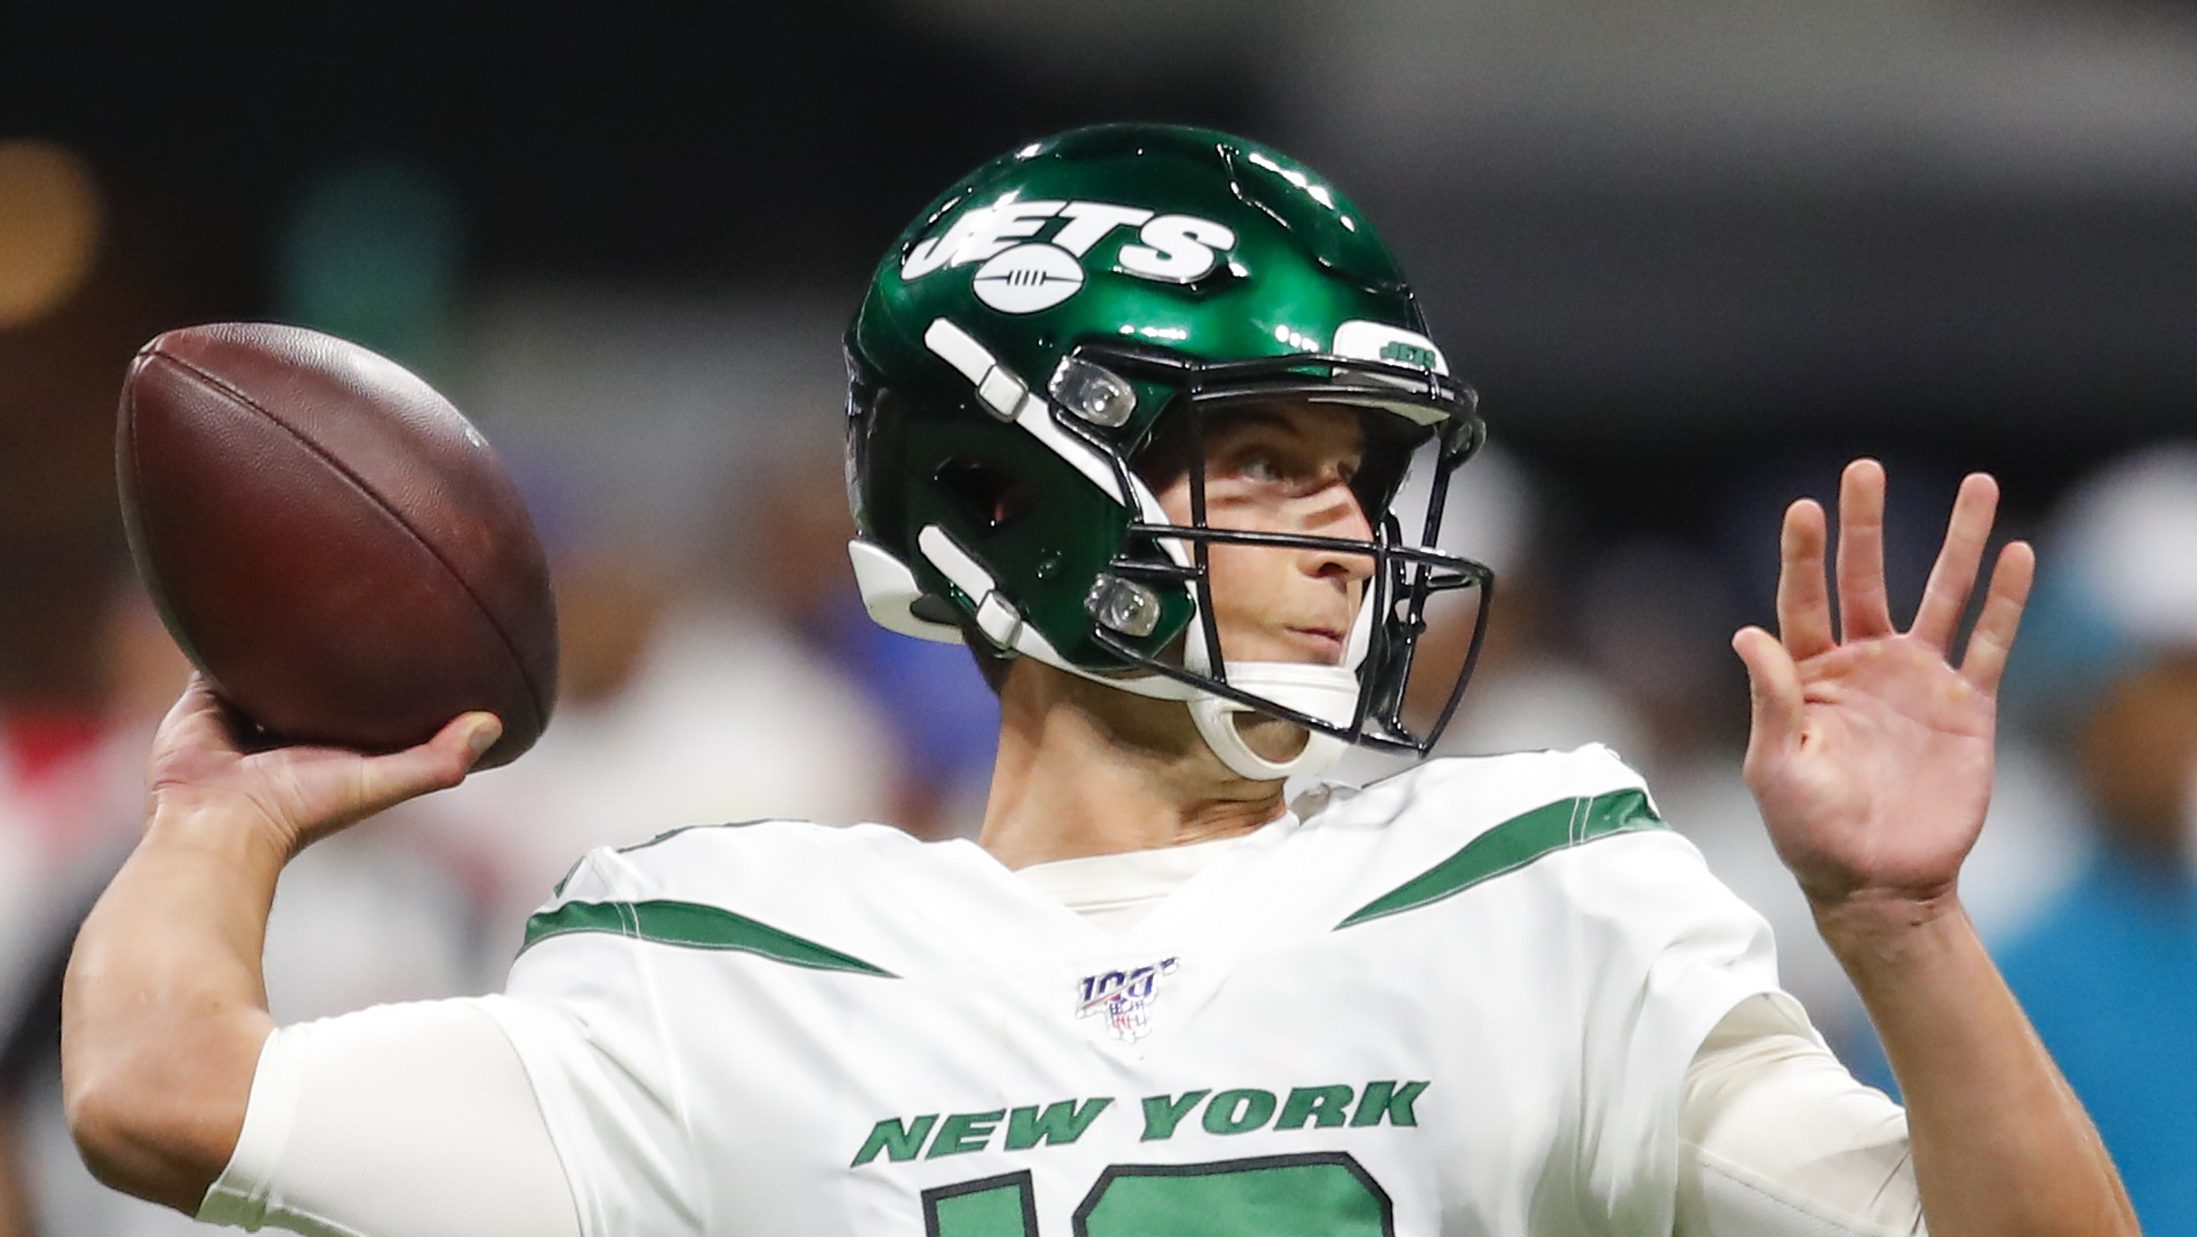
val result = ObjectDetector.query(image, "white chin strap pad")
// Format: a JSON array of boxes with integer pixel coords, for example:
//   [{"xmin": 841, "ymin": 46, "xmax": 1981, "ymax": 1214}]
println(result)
[
  {"xmin": 1187, "ymin": 578, "xmax": 1379, "ymax": 780},
  {"xmin": 1188, "ymin": 662, "xmax": 1358, "ymax": 782}
]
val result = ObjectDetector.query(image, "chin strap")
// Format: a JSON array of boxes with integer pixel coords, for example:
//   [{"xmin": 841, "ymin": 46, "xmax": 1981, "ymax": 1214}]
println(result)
[
  {"xmin": 866, "ymin": 527, "xmax": 1378, "ymax": 782},
  {"xmin": 1187, "ymin": 662, "xmax": 1357, "ymax": 782},
  {"xmin": 1179, "ymin": 571, "xmax": 1378, "ymax": 781}
]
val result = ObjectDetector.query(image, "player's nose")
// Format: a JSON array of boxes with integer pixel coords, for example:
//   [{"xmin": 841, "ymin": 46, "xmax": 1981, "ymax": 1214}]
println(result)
[{"xmin": 1303, "ymin": 482, "xmax": 1376, "ymax": 585}]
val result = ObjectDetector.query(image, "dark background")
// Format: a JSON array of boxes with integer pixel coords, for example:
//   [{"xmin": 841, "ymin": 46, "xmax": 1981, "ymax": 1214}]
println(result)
[{"xmin": 4, "ymin": 1, "xmax": 2194, "ymax": 703}]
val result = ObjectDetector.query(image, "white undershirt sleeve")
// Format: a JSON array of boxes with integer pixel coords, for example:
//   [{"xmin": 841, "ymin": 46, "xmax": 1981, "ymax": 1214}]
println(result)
[
  {"xmin": 1675, "ymin": 995, "xmax": 1925, "ymax": 1237},
  {"xmin": 196, "ymin": 998, "xmax": 582, "ymax": 1237}
]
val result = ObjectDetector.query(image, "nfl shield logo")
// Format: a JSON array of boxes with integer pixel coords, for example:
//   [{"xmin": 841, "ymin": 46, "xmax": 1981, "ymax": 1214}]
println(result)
[{"xmin": 1075, "ymin": 958, "xmax": 1180, "ymax": 1043}]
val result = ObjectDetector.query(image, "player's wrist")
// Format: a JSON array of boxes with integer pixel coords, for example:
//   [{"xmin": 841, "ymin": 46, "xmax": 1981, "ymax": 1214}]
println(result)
[
  {"xmin": 142, "ymin": 797, "xmax": 302, "ymax": 870},
  {"xmin": 1810, "ymin": 885, "xmax": 1970, "ymax": 973}
]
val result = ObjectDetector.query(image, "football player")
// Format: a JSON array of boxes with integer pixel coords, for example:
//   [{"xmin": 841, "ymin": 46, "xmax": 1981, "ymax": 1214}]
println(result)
[{"xmin": 63, "ymin": 125, "xmax": 2131, "ymax": 1236}]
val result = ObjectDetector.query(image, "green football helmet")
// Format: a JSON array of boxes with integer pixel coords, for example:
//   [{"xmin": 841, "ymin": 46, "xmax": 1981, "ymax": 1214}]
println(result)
[{"xmin": 844, "ymin": 123, "xmax": 1492, "ymax": 779}]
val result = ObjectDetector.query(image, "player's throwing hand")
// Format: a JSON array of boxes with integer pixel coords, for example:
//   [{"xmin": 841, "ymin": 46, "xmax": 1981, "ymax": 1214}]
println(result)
[
  {"xmin": 1731, "ymin": 459, "xmax": 2036, "ymax": 911},
  {"xmin": 145, "ymin": 673, "xmax": 501, "ymax": 858}
]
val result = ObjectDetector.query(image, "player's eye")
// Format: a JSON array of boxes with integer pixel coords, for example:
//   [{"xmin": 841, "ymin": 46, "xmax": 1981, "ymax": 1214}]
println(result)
[{"xmin": 1239, "ymin": 452, "xmax": 1282, "ymax": 484}]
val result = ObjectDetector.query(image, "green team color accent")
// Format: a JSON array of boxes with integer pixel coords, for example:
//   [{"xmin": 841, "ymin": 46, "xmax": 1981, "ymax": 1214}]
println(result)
[
  {"xmin": 855, "ymin": 1115, "xmax": 939, "ymax": 1167},
  {"xmin": 1203, "ymin": 1089, "xmax": 1278, "ymax": 1135},
  {"xmin": 520, "ymin": 900, "xmax": 894, "ymax": 977},
  {"xmin": 1005, "ymin": 1098, "xmax": 1114, "ymax": 1151},
  {"xmin": 856, "ymin": 1099, "xmax": 1116, "ymax": 1168},
  {"xmin": 1138, "ymin": 1091, "xmax": 1209, "ymax": 1142},
  {"xmin": 1078, "ymin": 1160, "xmax": 1390, "ymax": 1237},
  {"xmin": 1337, "ymin": 788, "xmax": 1666, "ymax": 928},
  {"xmin": 1277, "ymin": 1085, "xmax": 1354, "ymax": 1130},
  {"xmin": 925, "ymin": 1176, "xmax": 1035, "ymax": 1237},
  {"xmin": 930, "ymin": 1111, "xmax": 1007, "ymax": 1158},
  {"xmin": 1349, "ymin": 1080, "xmax": 1427, "ymax": 1127},
  {"xmin": 927, "ymin": 1157, "xmax": 1391, "ymax": 1237}
]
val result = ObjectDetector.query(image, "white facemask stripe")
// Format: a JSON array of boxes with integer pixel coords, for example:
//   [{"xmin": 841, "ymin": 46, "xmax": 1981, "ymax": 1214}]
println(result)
[
  {"xmin": 925, "ymin": 317, "xmax": 1178, "ymax": 527},
  {"xmin": 912, "ymin": 525, "xmax": 1205, "ymax": 702},
  {"xmin": 882, "ymin": 525, "xmax": 1363, "ymax": 776}
]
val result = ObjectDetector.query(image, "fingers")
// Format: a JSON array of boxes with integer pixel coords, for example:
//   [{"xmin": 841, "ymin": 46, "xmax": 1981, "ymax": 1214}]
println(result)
[
  {"xmin": 147, "ymin": 675, "xmax": 259, "ymax": 780},
  {"xmin": 1912, "ymin": 473, "xmax": 2001, "ymax": 649},
  {"xmin": 1835, "ymin": 460, "xmax": 1895, "ymax": 640},
  {"xmin": 1732, "ymin": 625, "xmax": 1806, "ymax": 757},
  {"xmin": 156, "ymin": 672, "xmax": 230, "ymax": 738},
  {"xmin": 1960, "ymin": 541, "xmax": 2035, "ymax": 692},
  {"xmin": 1775, "ymin": 498, "xmax": 1837, "ymax": 659}
]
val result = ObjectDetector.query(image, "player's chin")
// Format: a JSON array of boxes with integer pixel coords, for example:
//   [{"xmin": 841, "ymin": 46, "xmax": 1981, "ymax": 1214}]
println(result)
[{"xmin": 1225, "ymin": 632, "xmax": 1345, "ymax": 667}]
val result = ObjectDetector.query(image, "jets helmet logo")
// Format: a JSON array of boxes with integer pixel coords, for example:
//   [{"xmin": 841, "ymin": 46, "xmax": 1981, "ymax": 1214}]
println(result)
[
  {"xmin": 903, "ymin": 198, "xmax": 1236, "ymax": 314},
  {"xmin": 972, "ymin": 244, "xmax": 1084, "ymax": 313}
]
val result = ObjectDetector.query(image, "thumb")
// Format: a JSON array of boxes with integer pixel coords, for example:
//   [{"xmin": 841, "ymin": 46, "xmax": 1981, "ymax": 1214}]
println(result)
[
  {"xmin": 1732, "ymin": 626, "xmax": 1805, "ymax": 756},
  {"xmin": 337, "ymin": 712, "xmax": 503, "ymax": 827}
]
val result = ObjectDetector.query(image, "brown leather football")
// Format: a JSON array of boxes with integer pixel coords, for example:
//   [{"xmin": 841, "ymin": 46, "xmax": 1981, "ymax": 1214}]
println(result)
[{"xmin": 116, "ymin": 323, "xmax": 557, "ymax": 768}]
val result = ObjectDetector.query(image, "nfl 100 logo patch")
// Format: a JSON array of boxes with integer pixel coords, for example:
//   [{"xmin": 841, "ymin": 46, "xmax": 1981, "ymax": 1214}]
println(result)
[{"xmin": 1075, "ymin": 958, "xmax": 1179, "ymax": 1043}]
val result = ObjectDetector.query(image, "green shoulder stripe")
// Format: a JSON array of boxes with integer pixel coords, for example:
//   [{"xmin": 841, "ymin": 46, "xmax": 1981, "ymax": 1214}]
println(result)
[
  {"xmin": 1337, "ymin": 787, "xmax": 1665, "ymax": 929},
  {"xmin": 521, "ymin": 899, "xmax": 896, "ymax": 978}
]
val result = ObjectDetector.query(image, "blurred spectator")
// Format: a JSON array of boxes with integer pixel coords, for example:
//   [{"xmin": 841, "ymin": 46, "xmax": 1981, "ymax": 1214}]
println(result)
[
  {"xmin": 437, "ymin": 290, "xmax": 915, "ymax": 925},
  {"xmin": 1846, "ymin": 444, "xmax": 2197, "ymax": 1235},
  {"xmin": 435, "ymin": 506, "xmax": 909, "ymax": 947},
  {"xmin": 1338, "ymin": 443, "xmax": 1650, "ymax": 792},
  {"xmin": 738, "ymin": 447, "xmax": 999, "ymax": 840}
]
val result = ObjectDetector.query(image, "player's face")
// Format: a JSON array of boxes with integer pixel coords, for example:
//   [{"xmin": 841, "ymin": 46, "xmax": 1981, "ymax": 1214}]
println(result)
[{"xmin": 1148, "ymin": 403, "xmax": 1377, "ymax": 667}]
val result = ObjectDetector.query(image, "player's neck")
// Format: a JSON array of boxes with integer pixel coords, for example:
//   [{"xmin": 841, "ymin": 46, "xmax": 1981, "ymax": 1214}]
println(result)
[{"xmin": 977, "ymin": 664, "xmax": 1287, "ymax": 871}]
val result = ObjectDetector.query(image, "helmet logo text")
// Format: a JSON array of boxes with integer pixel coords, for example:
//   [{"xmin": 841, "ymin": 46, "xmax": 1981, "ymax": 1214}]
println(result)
[
  {"xmin": 1379, "ymin": 340, "xmax": 1439, "ymax": 370},
  {"xmin": 903, "ymin": 198, "xmax": 1237, "ymax": 314}
]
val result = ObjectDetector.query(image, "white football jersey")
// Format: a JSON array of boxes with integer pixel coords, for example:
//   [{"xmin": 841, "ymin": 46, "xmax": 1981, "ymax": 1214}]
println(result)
[{"xmin": 481, "ymin": 744, "xmax": 1788, "ymax": 1237}]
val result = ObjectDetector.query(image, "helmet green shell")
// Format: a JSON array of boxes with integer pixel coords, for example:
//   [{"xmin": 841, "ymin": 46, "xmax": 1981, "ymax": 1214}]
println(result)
[{"xmin": 846, "ymin": 123, "xmax": 1464, "ymax": 677}]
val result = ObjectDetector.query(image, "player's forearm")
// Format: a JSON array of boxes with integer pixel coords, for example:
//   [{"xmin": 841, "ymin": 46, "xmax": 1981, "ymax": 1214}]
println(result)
[
  {"xmin": 1816, "ymin": 892, "xmax": 2135, "ymax": 1237},
  {"xmin": 61, "ymin": 804, "xmax": 285, "ymax": 1214}
]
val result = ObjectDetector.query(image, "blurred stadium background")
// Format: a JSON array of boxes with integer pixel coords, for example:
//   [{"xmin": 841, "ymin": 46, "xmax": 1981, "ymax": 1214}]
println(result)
[{"xmin": 4, "ymin": 2, "xmax": 2197, "ymax": 1232}]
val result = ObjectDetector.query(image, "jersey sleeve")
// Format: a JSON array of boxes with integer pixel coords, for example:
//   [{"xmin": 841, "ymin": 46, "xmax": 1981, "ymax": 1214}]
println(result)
[
  {"xmin": 478, "ymin": 847, "xmax": 707, "ymax": 1237},
  {"xmin": 197, "ymin": 999, "xmax": 581, "ymax": 1237},
  {"xmin": 1676, "ymin": 997, "xmax": 1923, "ymax": 1236},
  {"xmin": 1551, "ymin": 750, "xmax": 1808, "ymax": 1234}
]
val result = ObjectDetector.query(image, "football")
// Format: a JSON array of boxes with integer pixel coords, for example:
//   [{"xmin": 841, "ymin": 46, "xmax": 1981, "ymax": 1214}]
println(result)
[{"xmin": 116, "ymin": 322, "xmax": 558, "ymax": 769}]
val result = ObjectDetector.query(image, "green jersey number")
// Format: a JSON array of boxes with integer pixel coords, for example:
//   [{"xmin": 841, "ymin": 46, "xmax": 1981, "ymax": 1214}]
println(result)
[{"xmin": 921, "ymin": 1153, "xmax": 1394, "ymax": 1237}]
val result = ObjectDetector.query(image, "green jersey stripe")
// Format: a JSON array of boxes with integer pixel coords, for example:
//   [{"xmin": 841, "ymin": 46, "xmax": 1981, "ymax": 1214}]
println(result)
[
  {"xmin": 1336, "ymin": 788, "xmax": 1666, "ymax": 929},
  {"xmin": 521, "ymin": 899, "xmax": 897, "ymax": 977}
]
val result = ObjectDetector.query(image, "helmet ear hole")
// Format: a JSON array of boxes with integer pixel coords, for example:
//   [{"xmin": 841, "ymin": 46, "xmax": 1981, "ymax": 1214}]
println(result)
[{"xmin": 935, "ymin": 458, "xmax": 1037, "ymax": 531}]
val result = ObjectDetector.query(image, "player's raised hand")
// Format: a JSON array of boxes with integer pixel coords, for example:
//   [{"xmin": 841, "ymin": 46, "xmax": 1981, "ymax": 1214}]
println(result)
[
  {"xmin": 1731, "ymin": 460, "xmax": 2035, "ymax": 910},
  {"xmin": 145, "ymin": 674, "xmax": 501, "ymax": 858}
]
